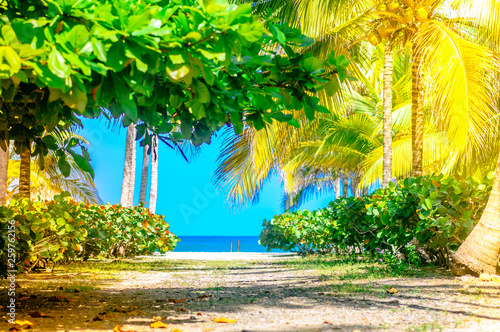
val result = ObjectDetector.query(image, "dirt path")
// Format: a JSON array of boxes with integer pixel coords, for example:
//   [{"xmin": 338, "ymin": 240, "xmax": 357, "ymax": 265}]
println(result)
[{"xmin": 2, "ymin": 254, "xmax": 500, "ymax": 331}]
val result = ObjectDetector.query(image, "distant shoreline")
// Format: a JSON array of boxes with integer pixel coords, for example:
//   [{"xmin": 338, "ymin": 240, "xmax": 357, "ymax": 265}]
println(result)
[{"xmin": 149, "ymin": 252, "xmax": 298, "ymax": 260}]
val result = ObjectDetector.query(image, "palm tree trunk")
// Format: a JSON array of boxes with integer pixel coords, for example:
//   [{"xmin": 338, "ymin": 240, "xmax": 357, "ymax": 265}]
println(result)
[
  {"xmin": 19, "ymin": 148, "xmax": 31, "ymax": 199},
  {"xmin": 139, "ymin": 144, "xmax": 149, "ymax": 204},
  {"xmin": 411, "ymin": 42, "xmax": 424, "ymax": 177},
  {"xmin": 149, "ymin": 136, "xmax": 158, "ymax": 214},
  {"xmin": 120, "ymin": 124, "xmax": 136, "ymax": 207},
  {"xmin": 334, "ymin": 176, "xmax": 341, "ymax": 200},
  {"xmin": 0, "ymin": 141, "xmax": 9, "ymax": 205},
  {"xmin": 382, "ymin": 39, "xmax": 394, "ymax": 187},
  {"xmin": 451, "ymin": 153, "xmax": 500, "ymax": 275},
  {"xmin": 351, "ymin": 173, "xmax": 361, "ymax": 198},
  {"xmin": 342, "ymin": 174, "xmax": 349, "ymax": 197}
]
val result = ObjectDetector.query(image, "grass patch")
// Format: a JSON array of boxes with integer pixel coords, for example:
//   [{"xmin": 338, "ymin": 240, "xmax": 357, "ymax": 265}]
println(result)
[{"xmin": 273, "ymin": 254, "xmax": 448, "ymax": 280}]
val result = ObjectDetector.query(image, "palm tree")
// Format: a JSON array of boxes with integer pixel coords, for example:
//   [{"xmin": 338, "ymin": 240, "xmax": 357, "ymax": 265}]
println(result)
[
  {"xmin": 148, "ymin": 135, "xmax": 158, "ymax": 214},
  {"xmin": 120, "ymin": 123, "xmax": 136, "ymax": 207},
  {"xmin": 382, "ymin": 38, "xmax": 394, "ymax": 187},
  {"xmin": 19, "ymin": 148, "xmax": 31, "ymax": 199},
  {"xmin": 7, "ymin": 142, "xmax": 101, "ymax": 204},
  {"xmin": 139, "ymin": 143, "xmax": 150, "ymax": 204}
]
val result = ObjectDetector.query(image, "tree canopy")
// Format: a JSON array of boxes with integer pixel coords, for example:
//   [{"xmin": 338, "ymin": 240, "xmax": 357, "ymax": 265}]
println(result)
[{"xmin": 0, "ymin": 0, "xmax": 350, "ymax": 176}]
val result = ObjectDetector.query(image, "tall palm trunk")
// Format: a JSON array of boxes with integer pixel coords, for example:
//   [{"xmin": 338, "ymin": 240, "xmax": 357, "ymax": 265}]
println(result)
[
  {"xmin": 0, "ymin": 141, "xmax": 9, "ymax": 205},
  {"xmin": 149, "ymin": 136, "xmax": 158, "ymax": 214},
  {"xmin": 451, "ymin": 153, "xmax": 500, "ymax": 275},
  {"xmin": 120, "ymin": 124, "xmax": 136, "ymax": 207},
  {"xmin": 382, "ymin": 39, "xmax": 394, "ymax": 187},
  {"xmin": 19, "ymin": 148, "xmax": 31, "ymax": 199},
  {"xmin": 342, "ymin": 174, "xmax": 349, "ymax": 197},
  {"xmin": 411, "ymin": 42, "xmax": 424, "ymax": 177},
  {"xmin": 351, "ymin": 173, "xmax": 361, "ymax": 198},
  {"xmin": 334, "ymin": 176, "xmax": 341, "ymax": 200},
  {"xmin": 139, "ymin": 144, "xmax": 149, "ymax": 203}
]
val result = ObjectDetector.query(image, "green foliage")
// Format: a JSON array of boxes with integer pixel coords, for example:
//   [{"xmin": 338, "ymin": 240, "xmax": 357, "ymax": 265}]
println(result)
[
  {"xmin": 260, "ymin": 208, "xmax": 336, "ymax": 255},
  {"xmin": 0, "ymin": 0, "xmax": 351, "ymax": 172},
  {"xmin": 82, "ymin": 203, "xmax": 178, "ymax": 258},
  {"xmin": 260, "ymin": 173, "xmax": 493, "ymax": 263},
  {"xmin": 0, "ymin": 193, "xmax": 177, "ymax": 276}
]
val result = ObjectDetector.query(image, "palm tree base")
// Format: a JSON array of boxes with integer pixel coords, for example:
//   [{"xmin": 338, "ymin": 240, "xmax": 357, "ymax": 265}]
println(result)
[{"xmin": 450, "ymin": 221, "xmax": 500, "ymax": 276}]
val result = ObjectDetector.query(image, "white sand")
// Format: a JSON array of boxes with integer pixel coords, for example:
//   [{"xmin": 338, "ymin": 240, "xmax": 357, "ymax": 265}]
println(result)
[{"xmin": 146, "ymin": 252, "xmax": 299, "ymax": 260}]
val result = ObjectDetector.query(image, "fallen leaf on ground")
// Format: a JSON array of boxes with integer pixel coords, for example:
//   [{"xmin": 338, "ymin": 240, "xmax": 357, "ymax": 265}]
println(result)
[
  {"xmin": 152, "ymin": 316, "xmax": 163, "ymax": 321},
  {"xmin": 168, "ymin": 298, "xmax": 187, "ymax": 303},
  {"xmin": 150, "ymin": 321, "xmax": 169, "ymax": 328},
  {"xmin": 323, "ymin": 321, "xmax": 333, "ymax": 325},
  {"xmin": 213, "ymin": 317, "xmax": 238, "ymax": 323},
  {"xmin": 106, "ymin": 313, "xmax": 122, "ymax": 318},
  {"xmin": 112, "ymin": 325, "xmax": 137, "ymax": 332},
  {"xmin": 196, "ymin": 312, "xmax": 203, "ymax": 316},
  {"xmin": 18, "ymin": 297, "xmax": 30, "ymax": 301},
  {"xmin": 387, "ymin": 287, "xmax": 398, "ymax": 294},
  {"xmin": 92, "ymin": 315, "xmax": 105, "ymax": 321},
  {"xmin": 49, "ymin": 295, "xmax": 74, "ymax": 302},
  {"xmin": 177, "ymin": 307, "xmax": 187, "ymax": 312},
  {"xmin": 10, "ymin": 320, "xmax": 33, "ymax": 327},
  {"xmin": 114, "ymin": 306, "xmax": 138, "ymax": 313},
  {"xmin": 172, "ymin": 329, "xmax": 183, "ymax": 332},
  {"xmin": 29, "ymin": 311, "xmax": 53, "ymax": 318},
  {"xmin": 126, "ymin": 309, "xmax": 148, "ymax": 316},
  {"xmin": 202, "ymin": 328, "xmax": 215, "ymax": 332}
]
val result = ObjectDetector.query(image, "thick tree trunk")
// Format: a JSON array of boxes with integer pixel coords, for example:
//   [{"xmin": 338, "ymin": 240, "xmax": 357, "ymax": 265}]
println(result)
[
  {"xmin": 149, "ymin": 136, "xmax": 158, "ymax": 214},
  {"xmin": 342, "ymin": 174, "xmax": 349, "ymax": 197},
  {"xmin": 451, "ymin": 153, "xmax": 500, "ymax": 275},
  {"xmin": 411, "ymin": 42, "xmax": 424, "ymax": 177},
  {"xmin": 334, "ymin": 176, "xmax": 341, "ymax": 200},
  {"xmin": 19, "ymin": 148, "xmax": 31, "ymax": 199},
  {"xmin": 0, "ymin": 141, "xmax": 9, "ymax": 206},
  {"xmin": 139, "ymin": 144, "xmax": 149, "ymax": 204},
  {"xmin": 120, "ymin": 124, "xmax": 136, "ymax": 207},
  {"xmin": 382, "ymin": 39, "xmax": 394, "ymax": 188}
]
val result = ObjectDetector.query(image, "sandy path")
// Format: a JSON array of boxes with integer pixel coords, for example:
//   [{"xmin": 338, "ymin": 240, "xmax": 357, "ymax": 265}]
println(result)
[{"xmin": 2, "ymin": 254, "xmax": 500, "ymax": 332}]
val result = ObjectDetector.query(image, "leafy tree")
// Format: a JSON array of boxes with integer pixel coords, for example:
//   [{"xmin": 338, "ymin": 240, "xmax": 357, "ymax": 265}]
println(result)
[
  {"xmin": 7, "ymin": 132, "xmax": 101, "ymax": 203},
  {"xmin": 0, "ymin": 0, "xmax": 348, "ymax": 203}
]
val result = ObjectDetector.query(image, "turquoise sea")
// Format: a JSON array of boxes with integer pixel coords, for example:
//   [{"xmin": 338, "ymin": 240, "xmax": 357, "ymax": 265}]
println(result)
[{"xmin": 173, "ymin": 236, "xmax": 284, "ymax": 252}]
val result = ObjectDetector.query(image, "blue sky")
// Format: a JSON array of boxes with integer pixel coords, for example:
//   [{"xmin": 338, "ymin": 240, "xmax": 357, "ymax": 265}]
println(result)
[{"xmin": 79, "ymin": 118, "xmax": 339, "ymax": 236}]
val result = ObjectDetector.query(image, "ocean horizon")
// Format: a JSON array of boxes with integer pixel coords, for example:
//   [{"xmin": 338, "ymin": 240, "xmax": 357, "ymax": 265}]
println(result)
[{"xmin": 173, "ymin": 235, "xmax": 284, "ymax": 253}]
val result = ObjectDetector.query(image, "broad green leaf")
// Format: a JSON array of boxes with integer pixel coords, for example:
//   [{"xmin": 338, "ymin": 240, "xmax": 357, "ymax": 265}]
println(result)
[
  {"xmin": 91, "ymin": 37, "xmax": 107, "ymax": 62},
  {"xmin": 61, "ymin": 87, "xmax": 87, "ymax": 113},
  {"xmin": 194, "ymin": 80, "xmax": 210, "ymax": 103},
  {"xmin": 58, "ymin": 155, "xmax": 71, "ymax": 177},
  {"xmin": 48, "ymin": 48, "xmax": 71, "ymax": 78},
  {"xmin": 65, "ymin": 25, "xmax": 90, "ymax": 50},
  {"xmin": 303, "ymin": 56, "xmax": 322, "ymax": 73}
]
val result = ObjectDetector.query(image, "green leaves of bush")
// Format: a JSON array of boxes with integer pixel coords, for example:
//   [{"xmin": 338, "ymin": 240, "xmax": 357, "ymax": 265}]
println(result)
[
  {"xmin": 260, "ymin": 173, "xmax": 493, "ymax": 260},
  {"xmin": 0, "ymin": 193, "xmax": 178, "ymax": 276}
]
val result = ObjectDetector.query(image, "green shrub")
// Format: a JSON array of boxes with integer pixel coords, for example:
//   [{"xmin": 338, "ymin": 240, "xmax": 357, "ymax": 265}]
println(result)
[
  {"xmin": 83, "ymin": 203, "xmax": 178, "ymax": 258},
  {"xmin": 260, "ymin": 173, "xmax": 493, "ymax": 264},
  {"xmin": 0, "ymin": 192, "xmax": 178, "ymax": 276}
]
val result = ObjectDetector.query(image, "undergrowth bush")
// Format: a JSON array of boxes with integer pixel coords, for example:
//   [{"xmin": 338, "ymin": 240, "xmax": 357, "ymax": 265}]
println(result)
[
  {"xmin": 0, "ymin": 192, "xmax": 178, "ymax": 276},
  {"xmin": 260, "ymin": 173, "xmax": 493, "ymax": 266}
]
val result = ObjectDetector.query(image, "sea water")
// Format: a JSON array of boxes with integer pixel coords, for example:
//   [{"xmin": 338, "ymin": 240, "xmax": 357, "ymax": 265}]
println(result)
[{"xmin": 173, "ymin": 236, "xmax": 284, "ymax": 252}]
